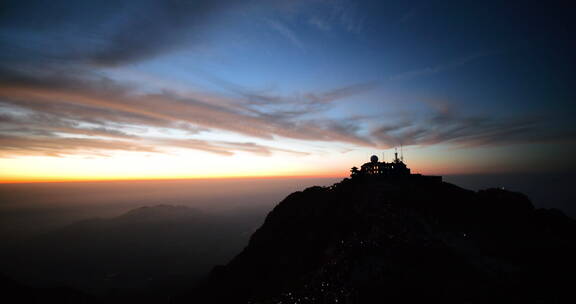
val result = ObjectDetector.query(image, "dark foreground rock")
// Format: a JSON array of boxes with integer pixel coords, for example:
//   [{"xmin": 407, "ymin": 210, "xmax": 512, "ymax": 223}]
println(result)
[{"xmin": 181, "ymin": 178, "xmax": 576, "ymax": 303}]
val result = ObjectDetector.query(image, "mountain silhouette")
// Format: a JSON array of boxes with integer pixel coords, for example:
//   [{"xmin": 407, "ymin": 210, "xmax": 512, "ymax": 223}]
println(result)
[
  {"xmin": 1, "ymin": 204, "xmax": 265, "ymax": 298},
  {"xmin": 183, "ymin": 177, "xmax": 576, "ymax": 303}
]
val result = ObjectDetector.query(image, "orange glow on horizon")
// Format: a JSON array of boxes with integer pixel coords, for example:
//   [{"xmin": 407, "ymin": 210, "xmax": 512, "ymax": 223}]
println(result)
[
  {"xmin": 0, "ymin": 156, "xmax": 473, "ymax": 183},
  {"xmin": 0, "ymin": 162, "xmax": 501, "ymax": 184},
  {"xmin": 0, "ymin": 172, "xmax": 348, "ymax": 184},
  {"xmin": 2, "ymin": 144, "xmax": 553, "ymax": 184}
]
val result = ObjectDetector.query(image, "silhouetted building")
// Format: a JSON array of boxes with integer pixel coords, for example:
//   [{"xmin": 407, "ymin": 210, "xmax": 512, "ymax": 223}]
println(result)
[{"xmin": 351, "ymin": 152, "xmax": 442, "ymax": 183}]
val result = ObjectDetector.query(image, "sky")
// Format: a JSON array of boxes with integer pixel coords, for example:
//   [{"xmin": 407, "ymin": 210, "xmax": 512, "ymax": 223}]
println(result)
[{"xmin": 0, "ymin": 0, "xmax": 575, "ymax": 182}]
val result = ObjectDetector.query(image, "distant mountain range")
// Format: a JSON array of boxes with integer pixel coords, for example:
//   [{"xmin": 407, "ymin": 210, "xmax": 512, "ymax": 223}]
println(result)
[
  {"xmin": 183, "ymin": 177, "xmax": 576, "ymax": 303},
  {"xmin": 0, "ymin": 204, "xmax": 265, "ymax": 300}
]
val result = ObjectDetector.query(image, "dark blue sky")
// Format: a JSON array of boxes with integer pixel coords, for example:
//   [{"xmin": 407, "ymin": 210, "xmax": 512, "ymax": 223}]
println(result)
[{"xmin": 0, "ymin": 0, "xmax": 575, "ymax": 180}]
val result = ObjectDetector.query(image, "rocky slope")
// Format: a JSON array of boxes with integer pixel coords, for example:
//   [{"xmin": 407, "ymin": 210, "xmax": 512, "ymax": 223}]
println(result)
[{"xmin": 185, "ymin": 177, "xmax": 576, "ymax": 303}]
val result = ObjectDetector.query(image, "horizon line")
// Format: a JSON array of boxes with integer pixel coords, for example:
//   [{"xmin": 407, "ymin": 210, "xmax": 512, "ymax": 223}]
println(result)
[
  {"xmin": 0, "ymin": 173, "xmax": 350, "ymax": 184},
  {"xmin": 2, "ymin": 169, "xmax": 568, "ymax": 184}
]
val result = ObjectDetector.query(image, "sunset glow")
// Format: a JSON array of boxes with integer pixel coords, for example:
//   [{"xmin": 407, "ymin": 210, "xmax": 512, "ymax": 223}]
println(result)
[{"xmin": 1, "ymin": 0, "xmax": 574, "ymax": 183}]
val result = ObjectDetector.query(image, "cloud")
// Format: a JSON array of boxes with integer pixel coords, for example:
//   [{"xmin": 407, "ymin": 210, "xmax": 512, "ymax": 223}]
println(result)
[
  {"xmin": 0, "ymin": 0, "xmax": 379, "ymax": 157},
  {"xmin": 306, "ymin": 0, "xmax": 363, "ymax": 33},
  {"xmin": 0, "ymin": 1, "xmax": 568, "ymax": 158},
  {"xmin": 0, "ymin": 106, "xmax": 312, "ymax": 157},
  {"xmin": 153, "ymin": 138, "xmax": 308, "ymax": 157},
  {"xmin": 196, "ymin": 72, "xmax": 378, "ymax": 120},
  {"xmin": 266, "ymin": 19, "xmax": 306, "ymax": 51},
  {"xmin": 0, "ymin": 130, "xmax": 308, "ymax": 158},
  {"xmin": 0, "ymin": 134, "xmax": 160, "ymax": 157},
  {"xmin": 233, "ymin": 81, "xmax": 378, "ymax": 109},
  {"xmin": 0, "ymin": 0, "xmax": 244, "ymax": 66},
  {"xmin": 303, "ymin": 82, "xmax": 379, "ymax": 104},
  {"xmin": 328, "ymin": 0, "xmax": 364, "ymax": 33},
  {"xmin": 0, "ymin": 63, "xmax": 376, "ymax": 157},
  {"xmin": 370, "ymin": 106, "xmax": 574, "ymax": 148},
  {"xmin": 0, "ymin": 111, "xmax": 137, "ymax": 139},
  {"xmin": 389, "ymin": 52, "xmax": 494, "ymax": 81},
  {"xmin": 1, "ymin": 63, "xmax": 570, "ymax": 158},
  {"xmin": 308, "ymin": 17, "xmax": 332, "ymax": 31}
]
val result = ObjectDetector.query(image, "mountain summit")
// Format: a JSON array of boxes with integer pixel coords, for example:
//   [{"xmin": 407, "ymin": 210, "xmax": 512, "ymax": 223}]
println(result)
[{"xmin": 186, "ymin": 158, "xmax": 576, "ymax": 303}]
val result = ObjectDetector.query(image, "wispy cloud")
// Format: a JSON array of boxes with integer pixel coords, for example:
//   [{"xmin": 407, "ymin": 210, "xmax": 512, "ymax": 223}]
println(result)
[
  {"xmin": 0, "ymin": 63, "xmax": 570, "ymax": 158},
  {"xmin": 370, "ymin": 105, "xmax": 574, "ymax": 148},
  {"xmin": 308, "ymin": 17, "xmax": 332, "ymax": 31},
  {"xmin": 266, "ymin": 19, "xmax": 306, "ymax": 51},
  {"xmin": 0, "ymin": 64, "xmax": 375, "ymax": 157},
  {"xmin": 329, "ymin": 0, "xmax": 364, "ymax": 34},
  {"xmin": 0, "ymin": 134, "xmax": 160, "ymax": 157},
  {"xmin": 0, "ymin": 1, "xmax": 229, "ymax": 66},
  {"xmin": 390, "ymin": 52, "xmax": 493, "ymax": 81},
  {"xmin": 304, "ymin": 0, "xmax": 364, "ymax": 34}
]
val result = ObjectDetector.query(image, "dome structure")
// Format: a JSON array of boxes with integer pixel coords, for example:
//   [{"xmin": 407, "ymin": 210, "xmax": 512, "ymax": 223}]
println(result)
[{"xmin": 370, "ymin": 155, "xmax": 379, "ymax": 163}]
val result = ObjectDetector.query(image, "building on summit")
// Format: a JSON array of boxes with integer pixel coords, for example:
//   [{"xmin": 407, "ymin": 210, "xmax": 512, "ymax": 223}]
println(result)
[{"xmin": 350, "ymin": 151, "xmax": 442, "ymax": 183}]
